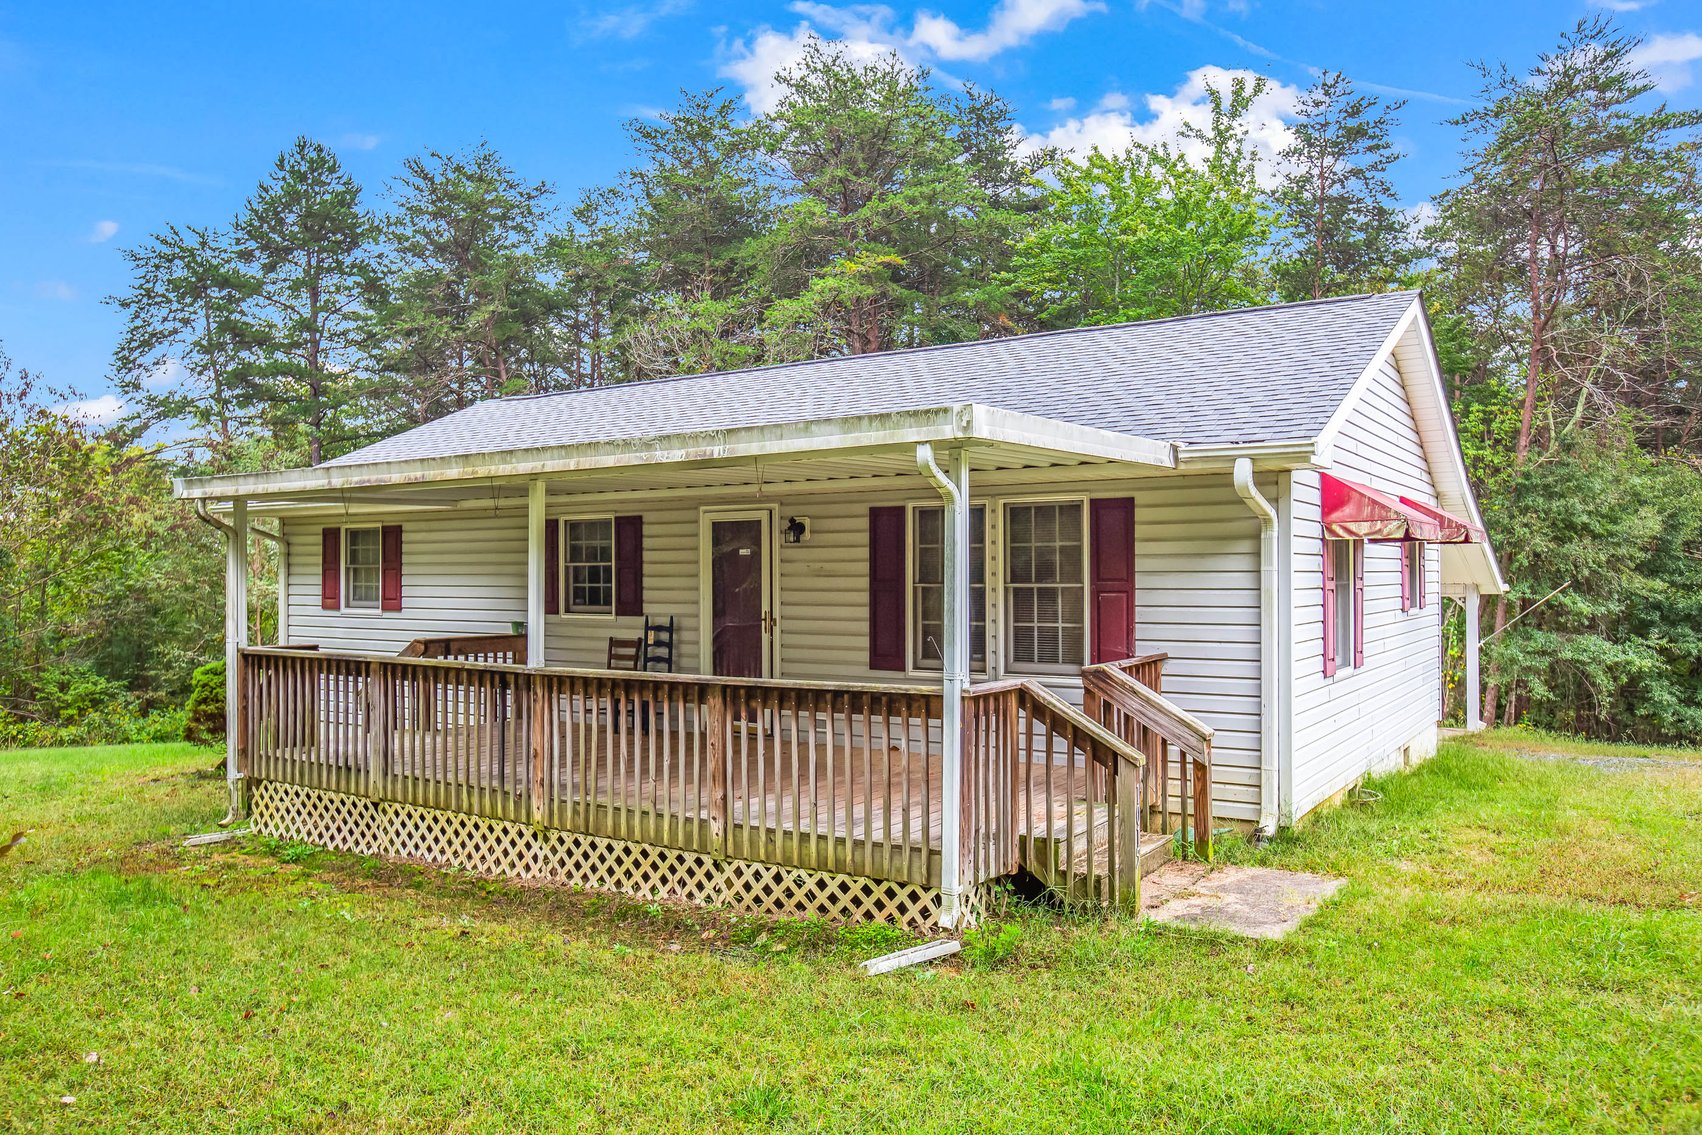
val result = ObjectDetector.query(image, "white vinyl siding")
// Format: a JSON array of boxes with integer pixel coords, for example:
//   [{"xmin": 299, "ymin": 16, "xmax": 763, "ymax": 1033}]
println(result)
[
  {"xmin": 279, "ymin": 468, "xmax": 1268, "ymax": 824},
  {"xmin": 285, "ymin": 512, "xmax": 527, "ymax": 651},
  {"xmin": 1290, "ymin": 356, "xmax": 1442, "ymax": 818}
]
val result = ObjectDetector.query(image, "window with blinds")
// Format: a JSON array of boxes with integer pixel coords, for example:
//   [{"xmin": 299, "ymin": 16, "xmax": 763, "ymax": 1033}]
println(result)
[
  {"xmin": 1004, "ymin": 501, "xmax": 1086, "ymax": 672},
  {"xmin": 911, "ymin": 505, "xmax": 987, "ymax": 671}
]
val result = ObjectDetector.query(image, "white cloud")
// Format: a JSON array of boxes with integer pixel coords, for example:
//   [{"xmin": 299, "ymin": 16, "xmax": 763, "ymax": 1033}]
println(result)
[
  {"xmin": 720, "ymin": 0, "xmax": 1100, "ymax": 110},
  {"xmin": 720, "ymin": 18, "xmax": 905, "ymax": 114},
  {"xmin": 1047, "ymin": 95, "xmax": 1077, "ymax": 111},
  {"xmin": 1631, "ymin": 32, "xmax": 1702, "ymax": 92},
  {"xmin": 339, "ymin": 132, "xmax": 381, "ymax": 151},
  {"xmin": 35, "ymin": 280, "xmax": 77, "ymax": 301},
  {"xmin": 910, "ymin": 0, "xmax": 1103, "ymax": 63},
  {"xmin": 143, "ymin": 359, "xmax": 187, "ymax": 390},
  {"xmin": 1601, "ymin": 0, "xmax": 1651, "ymax": 10},
  {"xmin": 1096, "ymin": 91, "xmax": 1130, "ymax": 110},
  {"xmin": 579, "ymin": 0, "xmax": 692, "ymax": 40},
  {"xmin": 1026, "ymin": 65, "xmax": 1302, "ymax": 180},
  {"xmin": 88, "ymin": 219, "xmax": 119, "ymax": 243},
  {"xmin": 57, "ymin": 394, "xmax": 125, "ymax": 425}
]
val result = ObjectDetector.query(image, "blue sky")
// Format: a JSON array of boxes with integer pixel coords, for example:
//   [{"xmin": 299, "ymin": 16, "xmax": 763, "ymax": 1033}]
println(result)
[{"xmin": 3, "ymin": 0, "xmax": 1699, "ymax": 417}]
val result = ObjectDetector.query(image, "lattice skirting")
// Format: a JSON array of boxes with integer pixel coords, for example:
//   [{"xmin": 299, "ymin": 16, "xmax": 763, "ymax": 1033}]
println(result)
[{"xmin": 250, "ymin": 780, "xmax": 989, "ymax": 930}]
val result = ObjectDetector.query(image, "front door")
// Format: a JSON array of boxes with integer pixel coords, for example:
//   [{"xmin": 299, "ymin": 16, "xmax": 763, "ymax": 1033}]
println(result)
[{"xmin": 708, "ymin": 515, "xmax": 770, "ymax": 678}]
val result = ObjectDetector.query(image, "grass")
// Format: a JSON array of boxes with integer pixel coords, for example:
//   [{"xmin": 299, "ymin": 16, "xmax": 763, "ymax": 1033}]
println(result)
[{"xmin": 1, "ymin": 736, "xmax": 1699, "ymax": 1133}]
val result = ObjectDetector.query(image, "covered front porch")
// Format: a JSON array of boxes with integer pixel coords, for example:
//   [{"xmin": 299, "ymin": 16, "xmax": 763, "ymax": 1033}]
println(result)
[{"xmin": 190, "ymin": 405, "xmax": 1225, "ymax": 927}]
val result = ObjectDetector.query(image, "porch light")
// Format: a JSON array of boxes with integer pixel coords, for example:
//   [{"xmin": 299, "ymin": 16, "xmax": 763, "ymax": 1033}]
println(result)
[{"xmin": 783, "ymin": 516, "xmax": 810, "ymax": 544}]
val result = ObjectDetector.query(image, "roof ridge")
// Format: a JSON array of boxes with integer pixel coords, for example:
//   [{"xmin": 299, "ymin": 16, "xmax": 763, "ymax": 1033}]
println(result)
[{"xmin": 477, "ymin": 290, "xmax": 1422, "ymax": 409}]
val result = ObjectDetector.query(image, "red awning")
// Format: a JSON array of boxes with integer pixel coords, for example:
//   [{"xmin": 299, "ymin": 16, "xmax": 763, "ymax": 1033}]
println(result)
[
  {"xmin": 1397, "ymin": 494, "xmax": 1486, "ymax": 544},
  {"xmin": 1321, "ymin": 473, "xmax": 1448, "ymax": 542}
]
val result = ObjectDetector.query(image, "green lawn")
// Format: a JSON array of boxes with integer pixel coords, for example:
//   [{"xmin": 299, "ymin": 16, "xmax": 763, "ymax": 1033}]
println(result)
[{"xmin": 1, "ymin": 736, "xmax": 1698, "ymax": 1133}]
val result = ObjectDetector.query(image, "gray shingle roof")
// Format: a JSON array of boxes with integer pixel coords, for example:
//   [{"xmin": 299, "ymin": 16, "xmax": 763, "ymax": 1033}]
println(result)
[{"xmin": 323, "ymin": 291, "xmax": 1419, "ymax": 468}]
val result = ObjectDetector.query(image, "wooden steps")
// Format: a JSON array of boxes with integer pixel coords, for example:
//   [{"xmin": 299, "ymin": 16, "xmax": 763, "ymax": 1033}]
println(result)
[{"xmin": 1021, "ymin": 800, "xmax": 1175, "ymax": 902}]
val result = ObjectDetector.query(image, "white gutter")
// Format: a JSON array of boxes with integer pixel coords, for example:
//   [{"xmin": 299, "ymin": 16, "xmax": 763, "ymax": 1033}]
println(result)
[
  {"xmin": 916, "ymin": 442, "xmax": 968, "ymax": 929},
  {"xmin": 1232, "ymin": 458, "xmax": 1282, "ymax": 837},
  {"xmin": 173, "ymin": 404, "xmax": 1175, "ymax": 503}
]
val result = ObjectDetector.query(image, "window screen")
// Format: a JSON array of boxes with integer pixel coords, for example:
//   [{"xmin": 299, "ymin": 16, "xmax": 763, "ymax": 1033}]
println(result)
[
  {"xmin": 912, "ymin": 505, "xmax": 987, "ymax": 671},
  {"xmin": 1333, "ymin": 539, "xmax": 1357, "ymax": 668},
  {"xmin": 566, "ymin": 518, "xmax": 614, "ymax": 613},
  {"xmin": 344, "ymin": 527, "xmax": 382, "ymax": 609},
  {"xmin": 1005, "ymin": 501, "xmax": 1086, "ymax": 671}
]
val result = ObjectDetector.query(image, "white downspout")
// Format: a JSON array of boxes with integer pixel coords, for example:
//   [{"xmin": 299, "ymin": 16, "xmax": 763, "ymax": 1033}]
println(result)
[
  {"xmin": 1233, "ymin": 458, "xmax": 1281, "ymax": 837},
  {"xmin": 917, "ymin": 442, "xmax": 968, "ymax": 929}
]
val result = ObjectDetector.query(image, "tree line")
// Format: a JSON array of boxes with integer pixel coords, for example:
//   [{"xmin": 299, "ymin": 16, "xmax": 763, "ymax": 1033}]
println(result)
[{"xmin": 4, "ymin": 16, "xmax": 1700, "ymax": 745}]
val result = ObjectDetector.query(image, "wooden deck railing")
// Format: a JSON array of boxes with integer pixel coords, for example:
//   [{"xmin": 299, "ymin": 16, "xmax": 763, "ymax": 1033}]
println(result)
[
  {"xmin": 1082, "ymin": 655, "xmax": 1214, "ymax": 857},
  {"xmin": 963, "ymin": 679, "xmax": 1144, "ymax": 908},
  {"xmin": 238, "ymin": 647, "xmax": 1152, "ymax": 908},
  {"xmin": 239, "ymin": 648, "xmax": 946, "ymax": 886}
]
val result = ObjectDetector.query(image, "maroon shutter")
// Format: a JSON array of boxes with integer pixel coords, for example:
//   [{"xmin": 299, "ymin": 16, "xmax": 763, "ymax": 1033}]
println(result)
[
  {"xmin": 1321, "ymin": 538, "xmax": 1337, "ymax": 678},
  {"xmin": 1415, "ymin": 542, "xmax": 1427, "ymax": 609},
  {"xmin": 614, "ymin": 515, "xmax": 644, "ymax": 617},
  {"xmin": 1352, "ymin": 540, "xmax": 1366, "ymax": 669},
  {"xmin": 544, "ymin": 518, "xmax": 560, "ymax": 615},
  {"xmin": 380, "ymin": 524, "xmax": 403, "ymax": 611},
  {"xmin": 869, "ymin": 506, "xmax": 906, "ymax": 671},
  {"xmin": 1089, "ymin": 497, "xmax": 1136, "ymax": 664},
  {"xmin": 321, "ymin": 527, "xmax": 341, "ymax": 610},
  {"xmin": 1399, "ymin": 542, "xmax": 1412, "ymax": 613}
]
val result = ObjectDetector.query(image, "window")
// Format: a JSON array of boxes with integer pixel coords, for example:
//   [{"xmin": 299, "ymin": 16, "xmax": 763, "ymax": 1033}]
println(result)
[
  {"xmin": 565, "ymin": 518, "xmax": 614, "ymax": 614},
  {"xmin": 343, "ymin": 527, "xmax": 382, "ymax": 609},
  {"xmin": 1331, "ymin": 538, "xmax": 1357, "ymax": 670},
  {"xmin": 911, "ymin": 505, "xmax": 987, "ymax": 671},
  {"xmin": 1404, "ymin": 541, "xmax": 1426, "ymax": 611},
  {"xmin": 1004, "ymin": 501, "xmax": 1086, "ymax": 672}
]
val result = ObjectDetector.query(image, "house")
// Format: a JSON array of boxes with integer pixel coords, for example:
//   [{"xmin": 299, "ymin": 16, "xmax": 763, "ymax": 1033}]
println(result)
[{"xmin": 177, "ymin": 290, "xmax": 1504, "ymax": 929}]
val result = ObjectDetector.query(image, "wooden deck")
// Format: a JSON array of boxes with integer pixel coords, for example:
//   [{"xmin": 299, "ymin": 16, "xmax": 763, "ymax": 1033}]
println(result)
[{"xmin": 238, "ymin": 647, "xmax": 1194, "ymax": 911}]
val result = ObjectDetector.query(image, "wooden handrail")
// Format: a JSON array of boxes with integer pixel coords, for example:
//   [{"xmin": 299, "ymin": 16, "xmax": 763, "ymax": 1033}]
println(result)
[
  {"xmin": 244, "ymin": 646, "xmax": 943, "ymax": 697},
  {"xmin": 1082, "ymin": 661, "xmax": 1213, "ymax": 858},
  {"xmin": 1082, "ymin": 664, "xmax": 1213, "ymax": 751}
]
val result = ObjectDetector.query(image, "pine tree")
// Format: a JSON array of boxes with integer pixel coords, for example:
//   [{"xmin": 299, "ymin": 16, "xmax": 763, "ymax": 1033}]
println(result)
[
  {"xmin": 1432, "ymin": 17, "xmax": 1702, "ymax": 724},
  {"xmin": 1272, "ymin": 72, "xmax": 1411, "ymax": 302},
  {"xmin": 615, "ymin": 90, "xmax": 771, "ymax": 377},
  {"xmin": 376, "ymin": 142, "xmax": 560, "ymax": 423},
  {"xmin": 108, "ymin": 224, "xmax": 258, "ymax": 455},
  {"xmin": 757, "ymin": 38, "xmax": 1041, "ymax": 357},
  {"xmin": 235, "ymin": 137, "xmax": 379, "ymax": 464}
]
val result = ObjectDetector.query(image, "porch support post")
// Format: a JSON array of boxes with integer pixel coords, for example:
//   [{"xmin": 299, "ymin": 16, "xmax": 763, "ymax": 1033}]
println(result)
[
  {"xmin": 222, "ymin": 498, "xmax": 248, "ymax": 823},
  {"xmin": 526, "ymin": 479, "xmax": 547, "ymax": 667},
  {"xmin": 918, "ymin": 443, "xmax": 969, "ymax": 928},
  {"xmin": 1463, "ymin": 584, "xmax": 1483, "ymax": 731}
]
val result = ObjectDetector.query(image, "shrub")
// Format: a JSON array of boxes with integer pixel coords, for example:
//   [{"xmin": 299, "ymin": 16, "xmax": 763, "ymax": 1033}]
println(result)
[{"xmin": 183, "ymin": 660, "xmax": 226, "ymax": 745}]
